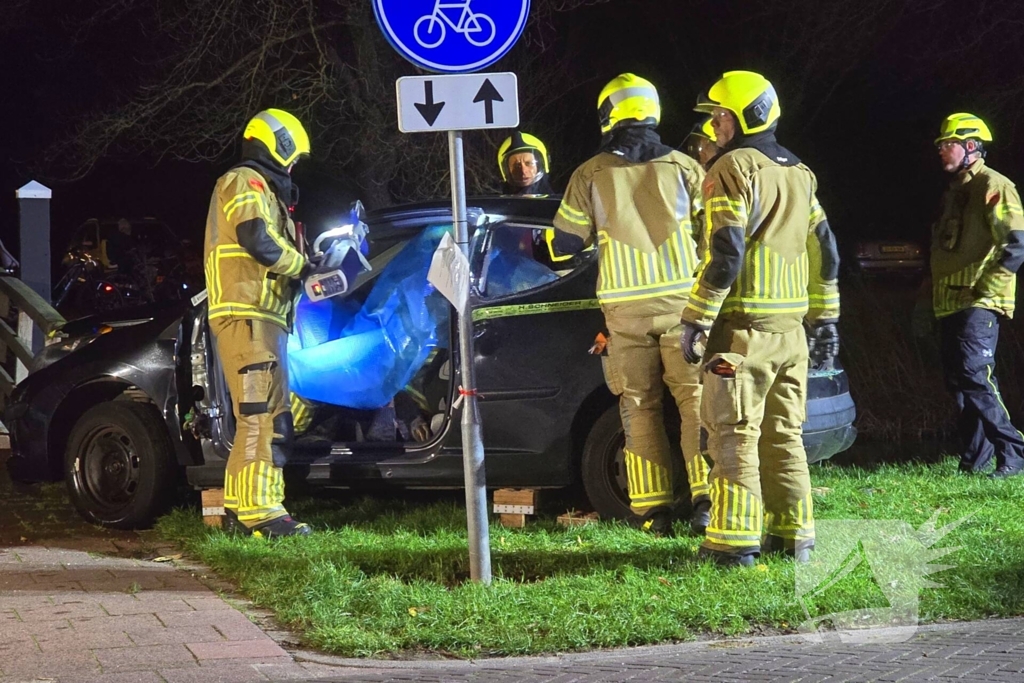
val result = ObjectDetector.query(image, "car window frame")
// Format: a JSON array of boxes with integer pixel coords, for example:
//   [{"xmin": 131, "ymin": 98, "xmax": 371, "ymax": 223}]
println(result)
[{"xmin": 470, "ymin": 218, "xmax": 597, "ymax": 304}]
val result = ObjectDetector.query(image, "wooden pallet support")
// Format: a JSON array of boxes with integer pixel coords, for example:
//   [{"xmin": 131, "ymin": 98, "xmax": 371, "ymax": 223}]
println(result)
[
  {"xmin": 557, "ymin": 511, "xmax": 600, "ymax": 527},
  {"xmin": 201, "ymin": 488, "xmax": 225, "ymax": 529}
]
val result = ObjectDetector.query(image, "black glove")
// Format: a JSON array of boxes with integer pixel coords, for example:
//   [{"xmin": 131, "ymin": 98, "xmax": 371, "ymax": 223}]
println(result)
[
  {"xmin": 809, "ymin": 322, "xmax": 839, "ymax": 367},
  {"xmin": 680, "ymin": 323, "xmax": 708, "ymax": 365}
]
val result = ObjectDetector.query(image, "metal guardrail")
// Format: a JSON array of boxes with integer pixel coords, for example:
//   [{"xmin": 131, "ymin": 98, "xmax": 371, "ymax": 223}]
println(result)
[{"xmin": 0, "ymin": 276, "xmax": 66, "ymax": 413}]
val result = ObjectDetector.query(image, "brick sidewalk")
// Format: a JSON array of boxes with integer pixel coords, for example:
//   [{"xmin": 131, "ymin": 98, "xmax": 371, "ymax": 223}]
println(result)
[
  {"xmin": 0, "ymin": 450, "xmax": 351, "ymax": 682},
  {"xmin": 302, "ymin": 618, "xmax": 1024, "ymax": 683}
]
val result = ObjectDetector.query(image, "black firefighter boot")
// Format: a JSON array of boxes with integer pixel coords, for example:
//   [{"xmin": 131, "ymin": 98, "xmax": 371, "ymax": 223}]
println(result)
[
  {"xmin": 688, "ymin": 498, "xmax": 711, "ymax": 536},
  {"xmin": 636, "ymin": 506, "xmax": 676, "ymax": 538},
  {"xmin": 224, "ymin": 509, "xmax": 312, "ymax": 538},
  {"xmin": 697, "ymin": 546, "xmax": 758, "ymax": 568},
  {"xmin": 762, "ymin": 534, "xmax": 812, "ymax": 563}
]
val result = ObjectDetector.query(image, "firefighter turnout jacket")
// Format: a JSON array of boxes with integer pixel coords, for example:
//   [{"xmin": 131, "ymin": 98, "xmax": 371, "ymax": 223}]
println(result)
[
  {"xmin": 681, "ymin": 148, "xmax": 840, "ymax": 332},
  {"xmin": 204, "ymin": 166, "xmax": 307, "ymax": 330},
  {"xmin": 553, "ymin": 146, "xmax": 711, "ymax": 518},
  {"xmin": 932, "ymin": 158, "xmax": 1024, "ymax": 320},
  {"xmin": 553, "ymin": 150, "xmax": 706, "ymax": 316}
]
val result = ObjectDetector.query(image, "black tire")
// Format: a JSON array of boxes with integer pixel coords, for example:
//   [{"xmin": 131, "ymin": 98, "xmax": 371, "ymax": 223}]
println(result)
[
  {"xmin": 580, "ymin": 404, "xmax": 633, "ymax": 521},
  {"xmin": 65, "ymin": 401, "xmax": 178, "ymax": 529}
]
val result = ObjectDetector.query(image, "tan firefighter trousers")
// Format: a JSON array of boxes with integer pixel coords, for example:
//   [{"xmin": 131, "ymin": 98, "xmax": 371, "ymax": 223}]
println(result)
[
  {"xmin": 211, "ymin": 317, "xmax": 295, "ymax": 527},
  {"xmin": 603, "ymin": 312, "xmax": 709, "ymax": 515},
  {"xmin": 699, "ymin": 321, "xmax": 814, "ymax": 556}
]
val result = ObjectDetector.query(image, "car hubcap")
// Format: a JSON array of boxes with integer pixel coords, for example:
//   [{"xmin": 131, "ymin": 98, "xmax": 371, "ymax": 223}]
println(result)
[
  {"xmin": 76, "ymin": 426, "xmax": 140, "ymax": 510},
  {"xmin": 608, "ymin": 431, "xmax": 630, "ymax": 507}
]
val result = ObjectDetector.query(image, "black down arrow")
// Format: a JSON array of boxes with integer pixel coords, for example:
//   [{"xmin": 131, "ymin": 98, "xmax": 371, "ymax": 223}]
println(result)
[
  {"xmin": 414, "ymin": 81, "xmax": 445, "ymax": 126},
  {"xmin": 473, "ymin": 79, "xmax": 503, "ymax": 124}
]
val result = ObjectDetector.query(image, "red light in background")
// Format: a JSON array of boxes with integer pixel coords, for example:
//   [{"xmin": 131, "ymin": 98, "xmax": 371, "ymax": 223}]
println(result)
[{"xmin": 103, "ymin": 285, "xmax": 114, "ymax": 292}]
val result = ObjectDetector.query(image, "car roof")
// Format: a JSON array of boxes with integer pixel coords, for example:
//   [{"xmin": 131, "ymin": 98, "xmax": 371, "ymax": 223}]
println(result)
[{"xmin": 366, "ymin": 195, "xmax": 561, "ymax": 240}]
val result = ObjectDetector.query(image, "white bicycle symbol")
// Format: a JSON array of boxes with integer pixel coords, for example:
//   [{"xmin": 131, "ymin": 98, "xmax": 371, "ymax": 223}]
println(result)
[{"xmin": 414, "ymin": 0, "xmax": 496, "ymax": 49}]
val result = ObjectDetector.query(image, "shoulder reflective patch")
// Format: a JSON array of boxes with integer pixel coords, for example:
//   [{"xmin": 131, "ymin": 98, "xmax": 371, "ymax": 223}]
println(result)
[
  {"xmin": 249, "ymin": 178, "xmax": 265, "ymax": 192},
  {"xmin": 472, "ymin": 299, "xmax": 600, "ymax": 322}
]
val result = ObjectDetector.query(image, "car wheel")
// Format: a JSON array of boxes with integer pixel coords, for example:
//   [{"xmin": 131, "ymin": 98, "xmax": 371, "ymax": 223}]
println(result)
[
  {"xmin": 580, "ymin": 404, "xmax": 634, "ymax": 521},
  {"xmin": 65, "ymin": 401, "xmax": 178, "ymax": 529}
]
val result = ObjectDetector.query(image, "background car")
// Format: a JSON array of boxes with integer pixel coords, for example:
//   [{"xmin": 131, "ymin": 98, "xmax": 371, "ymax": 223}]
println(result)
[
  {"xmin": 852, "ymin": 239, "xmax": 926, "ymax": 277},
  {"xmin": 6, "ymin": 197, "xmax": 857, "ymax": 529}
]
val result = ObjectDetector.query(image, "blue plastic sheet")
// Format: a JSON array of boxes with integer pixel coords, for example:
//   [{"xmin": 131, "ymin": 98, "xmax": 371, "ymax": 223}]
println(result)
[
  {"xmin": 287, "ymin": 223, "xmax": 559, "ymax": 410},
  {"xmin": 482, "ymin": 228, "xmax": 558, "ymax": 298},
  {"xmin": 288, "ymin": 224, "xmax": 451, "ymax": 409}
]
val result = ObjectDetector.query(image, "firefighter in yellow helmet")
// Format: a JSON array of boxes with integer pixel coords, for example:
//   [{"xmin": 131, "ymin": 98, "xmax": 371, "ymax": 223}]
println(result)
[
  {"xmin": 498, "ymin": 131, "xmax": 554, "ymax": 196},
  {"xmin": 682, "ymin": 115, "xmax": 720, "ymax": 170},
  {"xmin": 680, "ymin": 71, "xmax": 841, "ymax": 566},
  {"xmin": 927, "ymin": 113, "xmax": 1024, "ymax": 477},
  {"xmin": 551, "ymin": 73, "xmax": 711, "ymax": 536},
  {"xmin": 204, "ymin": 108, "xmax": 350, "ymax": 538}
]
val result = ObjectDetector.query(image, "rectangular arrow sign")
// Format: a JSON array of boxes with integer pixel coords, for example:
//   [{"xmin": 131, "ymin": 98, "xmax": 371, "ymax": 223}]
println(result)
[{"xmin": 396, "ymin": 72, "xmax": 519, "ymax": 134}]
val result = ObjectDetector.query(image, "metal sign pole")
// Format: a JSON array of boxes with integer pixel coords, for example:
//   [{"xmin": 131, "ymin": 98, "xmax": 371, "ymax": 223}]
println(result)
[{"xmin": 448, "ymin": 130, "xmax": 491, "ymax": 585}]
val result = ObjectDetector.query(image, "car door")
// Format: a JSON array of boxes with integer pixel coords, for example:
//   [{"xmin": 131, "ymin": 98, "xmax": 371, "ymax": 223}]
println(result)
[{"xmin": 466, "ymin": 220, "xmax": 607, "ymax": 486}]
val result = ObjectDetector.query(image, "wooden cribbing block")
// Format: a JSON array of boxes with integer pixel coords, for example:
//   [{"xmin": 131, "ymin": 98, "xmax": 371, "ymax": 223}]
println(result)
[
  {"xmin": 492, "ymin": 488, "xmax": 538, "ymax": 514},
  {"xmin": 498, "ymin": 513, "xmax": 527, "ymax": 528},
  {"xmin": 201, "ymin": 488, "xmax": 225, "ymax": 529},
  {"xmin": 557, "ymin": 511, "xmax": 600, "ymax": 527},
  {"xmin": 494, "ymin": 489, "xmax": 538, "ymax": 528}
]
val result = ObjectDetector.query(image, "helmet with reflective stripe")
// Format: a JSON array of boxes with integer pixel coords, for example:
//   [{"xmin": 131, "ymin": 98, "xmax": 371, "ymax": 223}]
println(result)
[
  {"xmin": 935, "ymin": 112, "xmax": 992, "ymax": 145},
  {"xmin": 497, "ymin": 131, "xmax": 549, "ymax": 182},
  {"xmin": 243, "ymin": 108, "xmax": 311, "ymax": 168},
  {"xmin": 691, "ymin": 115, "xmax": 717, "ymax": 142},
  {"xmin": 598, "ymin": 73, "xmax": 661, "ymax": 135},
  {"xmin": 694, "ymin": 71, "xmax": 780, "ymax": 135}
]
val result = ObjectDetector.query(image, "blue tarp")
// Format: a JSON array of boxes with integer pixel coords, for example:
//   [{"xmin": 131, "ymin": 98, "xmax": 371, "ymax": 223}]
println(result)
[
  {"xmin": 286, "ymin": 223, "xmax": 559, "ymax": 410},
  {"xmin": 288, "ymin": 224, "xmax": 451, "ymax": 409}
]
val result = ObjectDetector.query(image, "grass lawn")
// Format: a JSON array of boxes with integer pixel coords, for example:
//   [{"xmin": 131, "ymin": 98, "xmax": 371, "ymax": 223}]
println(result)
[{"xmin": 156, "ymin": 457, "xmax": 1024, "ymax": 658}]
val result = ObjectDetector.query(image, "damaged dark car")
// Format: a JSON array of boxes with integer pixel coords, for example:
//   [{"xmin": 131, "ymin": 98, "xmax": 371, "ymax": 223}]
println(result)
[{"xmin": 5, "ymin": 197, "xmax": 857, "ymax": 529}]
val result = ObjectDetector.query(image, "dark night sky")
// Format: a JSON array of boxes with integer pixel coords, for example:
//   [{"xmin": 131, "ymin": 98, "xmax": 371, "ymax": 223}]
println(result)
[{"xmin": 2, "ymin": 0, "xmax": 1022, "ymax": 273}]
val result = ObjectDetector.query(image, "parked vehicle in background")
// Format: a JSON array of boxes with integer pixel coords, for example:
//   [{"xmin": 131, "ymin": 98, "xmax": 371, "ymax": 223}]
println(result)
[
  {"xmin": 7, "ymin": 198, "xmax": 858, "ymax": 530},
  {"xmin": 853, "ymin": 240, "xmax": 926, "ymax": 277},
  {"xmin": 53, "ymin": 217, "xmax": 202, "ymax": 317}
]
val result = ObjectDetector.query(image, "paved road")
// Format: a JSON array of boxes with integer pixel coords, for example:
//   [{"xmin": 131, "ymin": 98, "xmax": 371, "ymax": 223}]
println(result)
[{"xmin": 299, "ymin": 618, "xmax": 1024, "ymax": 683}]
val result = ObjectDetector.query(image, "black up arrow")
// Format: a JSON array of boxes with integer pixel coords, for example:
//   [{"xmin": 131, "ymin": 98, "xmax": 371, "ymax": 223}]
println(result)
[
  {"xmin": 473, "ymin": 79, "xmax": 503, "ymax": 124},
  {"xmin": 414, "ymin": 81, "xmax": 445, "ymax": 126}
]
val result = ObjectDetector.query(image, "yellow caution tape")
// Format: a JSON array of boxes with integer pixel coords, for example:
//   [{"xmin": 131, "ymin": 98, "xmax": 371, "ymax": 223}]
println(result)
[{"xmin": 472, "ymin": 298, "xmax": 600, "ymax": 322}]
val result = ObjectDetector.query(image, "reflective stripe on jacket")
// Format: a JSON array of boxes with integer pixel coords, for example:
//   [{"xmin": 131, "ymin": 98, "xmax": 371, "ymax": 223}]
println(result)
[
  {"xmin": 553, "ymin": 150, "xmax": 705, "ymax": 315},
  {"xmin": 681, "ymin": 148, "xmax": 840, "ymax": 333},
  {"xmin": 931, "ymin": 159, "xmax": 1024, "ymax": 319},
  {"xmin": 204, "ymin": 167, "xmax": 306, "ymax": 329}
]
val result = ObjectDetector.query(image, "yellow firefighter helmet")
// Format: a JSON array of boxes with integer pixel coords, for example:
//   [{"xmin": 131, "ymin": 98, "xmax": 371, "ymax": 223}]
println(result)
[
  {"xmin": 597, "ymin": 73, "xmax": 661, "ymax": 135},
  {"xmin": 934, "ymin": 112, "xmax": 993, "ymax": 145},
  {"xmin": 243, "ymin": 108, "xmax": 311, "ymax": 168},
  {"xmin": 497, "ymin": 131, "xmax": 550, "ymax": 183},
  {"xmin": 695, "ymin": 70, "xmax": 780, "ymax": 135}
]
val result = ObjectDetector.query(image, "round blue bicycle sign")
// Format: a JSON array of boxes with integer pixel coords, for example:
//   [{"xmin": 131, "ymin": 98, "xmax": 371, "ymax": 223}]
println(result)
[{"xmin": 373, "ymin": 0, "xmax": 531, "ymax": 74}]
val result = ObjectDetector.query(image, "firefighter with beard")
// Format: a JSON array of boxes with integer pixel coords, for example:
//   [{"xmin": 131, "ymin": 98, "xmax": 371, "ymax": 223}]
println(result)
[
  {"xmin": 928, "ymin": 113, "xmax": 1024, "ymax": 477},
  {"xmin": 680, "ymin": 71, "xmax": 841, "ymax": 567},
  {"xmin": 551, "ymin": 74, "xmax": 711, "ymax": 536},
  {"xmin": 498, "ymin": 131, "xmax": 554, "ymax": 196},
  {"xmin": 204, "ymin": 108, "xmax": 348, "ymax": 538}
]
